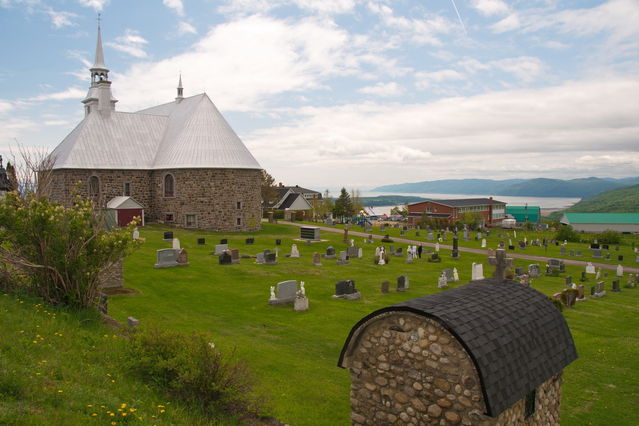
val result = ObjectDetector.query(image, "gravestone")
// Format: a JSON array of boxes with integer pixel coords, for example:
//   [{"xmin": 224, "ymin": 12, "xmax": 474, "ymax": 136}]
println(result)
[
  {"xmin": 528, "ymin": 264, "xmax": 540, "ymax": 278},
  {"xmin": 154, "ymin": 248, "xmax": 181, "ymax": 268},
  {"xmin": 337, "ymin": 251, "xmax": 350, "ymax": 265},
  {"xmin": 612, "ymin": 280, "xmax": 621, "ymax": 292},
  {"xmin": 218, "ymin": 252, "xmax": 232, "ymax": 265},
  {"xmin": 617, "ymin": 264, "xmax": 624, "ymax": 277},
  {"xmin": 602, "ymin": 244, "xmax": 609, "ymax": 250},
  {"xmin": 220, "ymin": 238, "xmax": 228, "ymax": 244},
  {"xmin": 265, "ymin": 252, "xmax": 277, "ymax": 265},
  {"xmin": 618, "ymin": 255, "xmax": 624, "ymax": 262},
  {"xmin": 245, "ymin": 238, "xmax": 254, "ymax": 245},
  {"xmin": 197, "ymin": 238, "xmax": 206, "ymax": 245},
  {"xmin": 415, "ymin": 231, "xmax": 420, "ymax": 237},
  {"xmin": 231, "ymin": 249, "xmax": 240, "ymax": 264},
  {"xmin": 577, "ymin": 285, "xmax": 585, "ymax": 301},
  {"xmin": 325, "ymin": 216, "xmax": 333, "ymax": 226},
  {"xmin": 358, "ymin": 248, "xmax": 363, "ymax": 258},
  {"xmin": 163, "ymin": 231, "xmax": 173, "ymax": 241},
  {"xmin": 343, "ymin": 228, "xmax": 349, "ymax": 242},
  {"xmin": 427, "ymin": 232, "xmax": 434, "ymax": 241},
  {"xmin": 451, "ymin": 236, "xmax": 459, "ymax": 259},
  {"xmin": 405, "ymin": 253, "xmax": 413, "ymax": 264},
  {"xmin": 547, "ymin": 259, "xmax": 565, "ymax": 272},
  {"xmin": 381, "ymin": 281, "xmax": 390, "ymax": 293},
  {"xmin": 267, "ymin": 211, "xmax": 276, "ymax": 223},
  {"xmin": 255, "ymin": 253, "xmax": 265, "ymax": 264},
  {"xmin": 580, "ymin": 271, "xmax": 587, "ymax": 282},
  {"xmin": 428, "ymin": 252, "xmax": 441, "ymax": 263},
  {"xmin": 294, "ymin": 290, "xmax": 309, "ymax": 312},
  {"xmin": 333, "ymin": 280, "xmax": 361, "ymax": 300},
  {"xmin": 569, "ymin": 250, "xmax": 575, "ymax": 257},
  {"xmin": 397, "ymin": 275, "xmax": 407, "ymax": 292},
  {"xmin": 177, "ymin": 248, "xmax": 188, "ymax": 266},
  {"xmin": 300, "ymin": 226, "xmax": 320, "ymax": 241},
  {"xmin": 268, "ymin": 280, "xmax": 298, "ymax": 306},
  {"xmin": 488, "ymin": 249, "xmax": 513, "ymax": 280},
  {"xmin": 214, "ymin": 244, "xmax": 228, "ymax": 255},
  {"xmin": 519, "ymin": 241, "xmax": 526, "ymax": 250},
  {"xmin": 586, "ymin": 263, "xmax": 596, "ymax": 274},
  {"xmin": 395, "ymin": 247, "xmax": 403, "ymax": 257},
  {"xmin": 592, "ymin": 249, "xmax": 602, "ymax": 259},
  {"xmin": 324, "ymin": 246, "xmax": 336, "ymax": 259},
  {"xmin": 127, "ymin": 317, "xmax": 140, "ymax": 327},
  {"xmin": 560, "ymin": 246, "xmax": 566, "ymax": 256},
  {"xmin": 290, "ymin": 244, "xmax": 300, "ymax": 258},
  {"xmin": 481, "ymin": 238, "xmax": 487, "ymax": 248},
  {"xmin": 312, "ymin": 252, "xmax": 322, "ymax": 266},
  {"xmin": 437, "ymin": 273, "xmax": 448, "ymax": 289},
  {"xmin": 347, "ymin": 246, "xmax": 359, "ymax": 259},
  {"xmin": 471, "ymin": 263, "xmax": 484, "ymax": 281},
  {"xmin": 576, "ymin": 250, "xmax": 582, "ymax": 257},
  {"xmin": 443, "ymin": 268, "xmax": 454, "ymax": 283},
  {"xmin": 275, "ymin": 239, "xmax": 281, "ymax": 246},
  {"xmin": 133, "ymin": 228, "xmax": 140, "ymax": 240},
  {"xmin": 172, "ymin": 238, "xmax": 181, "ymax": 250}
]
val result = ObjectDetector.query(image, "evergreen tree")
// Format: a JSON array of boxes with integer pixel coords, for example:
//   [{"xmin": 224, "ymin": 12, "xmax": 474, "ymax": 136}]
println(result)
[{"xmin": 333, "ymin": 187, "xmax": 354, "ymax": 219}]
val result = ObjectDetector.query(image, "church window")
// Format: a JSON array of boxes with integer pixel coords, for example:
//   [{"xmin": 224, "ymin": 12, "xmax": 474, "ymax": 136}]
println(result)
[
  {"xmin": 164, "ymin": 174, "xmax": 175, "ymax": 197},
  {"xmin": 185, "ymin": 214, "xmax": 197, "ymax": 227},
  {"xmin": 236, "ymin": 217, "xmax": 242, "ymax": 226},
  {"xmin": 123, "ymin": 182, "xmax": 131, "ymax": 196},
  {"xmin": 164, "ymin": 213, "xmax": 174, "ymax": 223},
  {"xmin": 236, "ymin": 201, "xmax": 242, "ymax": 210},
  {"xmin": 88, "ymin": 176, "xmax": 100, "ymax": 198}
]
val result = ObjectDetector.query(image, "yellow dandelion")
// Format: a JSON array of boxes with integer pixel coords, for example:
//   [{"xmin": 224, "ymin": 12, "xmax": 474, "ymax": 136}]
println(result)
[
  {"xmin": 109, "ymin": 412, "xmax": 115, "ymax": 417},
  {"xmin": 160, "ymin": 409, "xmax": 165, "ymax": 413},
  {"xmin": 32, "ymin": 340, "xmax": 38, "ymax": 344},
  {"xmin": 111, "ymin": 422, "xmax": 117, "ymax": 426},
  {"xmin": 106, "ymin": 373, "xmax": 111, "ymax": 377},
  {"xmin": 129, "ymin": 408, "xmax": 136, "ymax": 412},
  {"xmin": 91, "ymin": 413, "xmax": 97, "ymax": 417},
  {"xmin": 111, "ymin": 379, "xmax": 116, "ymax": 383},
  {"xmin": 121, "ymin": 403, "xmax": 127, "ymax": 408},
  {"xmin": 122, "ymin": 413, "xmax": 127, "ymax": 417},
  {"xmin": 57, "ymin": 390, "xmax": 63, "ymax": 393},
  {"xmin": 87, "ymin": 404, "xmax": 93, "ymax": 407},
  {"xmin": 157, "ymin": 405, "xmax": 164, "ymax": 408}
]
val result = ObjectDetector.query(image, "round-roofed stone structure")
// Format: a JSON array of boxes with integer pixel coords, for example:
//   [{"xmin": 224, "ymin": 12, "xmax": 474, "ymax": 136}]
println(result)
[{"xmin": 338, "ymin": 278, "xmax": 577, "ymax": 425}]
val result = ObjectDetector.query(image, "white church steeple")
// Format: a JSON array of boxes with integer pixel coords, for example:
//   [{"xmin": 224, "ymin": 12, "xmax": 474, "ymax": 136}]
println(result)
[
  {"xmin": 82, "ymin": 16, "xmax": 118, "ymax": 116},
  {"xmin": 176, "ymin": 74, "xmax": 184, "ymax": 102}
]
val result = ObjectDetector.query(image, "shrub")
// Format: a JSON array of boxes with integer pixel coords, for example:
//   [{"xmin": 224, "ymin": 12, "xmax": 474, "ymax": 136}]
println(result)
[
  {"xmin": 0, "ymin": 192, "xmax": 140, "ymax": 308},
  {"xmin": 126, "ymin": 327, "xmax": 263, "ymax": 418},
  {"xmin": 555, "ymin": 225, "xmax": 580, "ymax": 243},
  {"xmin": 596, "ymin": 229, "xmax": 622, "ymax": 245}
]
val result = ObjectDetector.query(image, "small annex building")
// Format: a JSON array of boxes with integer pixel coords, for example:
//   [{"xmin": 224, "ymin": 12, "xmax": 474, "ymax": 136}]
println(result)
[
  {"xmin": 106, "ymin": 196, "xmax": 144, "ymax": 227},
  {"xmin": 560, "ymin": 213, "xmax": 639, "ymax": 233},
  {"xmin": 338, "ymin": 278, "xmax": 577, "ymax": 425},
  {"xmin": 505, "ymin": 206, "xmax": 540, "ymax": 223}
]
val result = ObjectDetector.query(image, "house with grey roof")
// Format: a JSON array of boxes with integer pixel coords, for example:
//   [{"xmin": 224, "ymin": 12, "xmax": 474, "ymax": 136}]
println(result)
[{"xmin": 46, "ymin": 25, "xmax": 263, "ymax": 231}]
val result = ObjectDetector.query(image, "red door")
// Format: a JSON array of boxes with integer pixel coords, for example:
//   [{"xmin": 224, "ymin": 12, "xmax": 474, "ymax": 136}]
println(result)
[{"xmin": 117, "ymin": 209, "xmax": 143, "ymax": 227}]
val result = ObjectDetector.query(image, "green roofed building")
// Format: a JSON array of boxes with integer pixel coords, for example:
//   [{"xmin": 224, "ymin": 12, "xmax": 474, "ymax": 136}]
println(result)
[
  {"xmin": 505, "ymin": 205, "xmax": 540, "ymax": 223},
  {"xmin": 560, "ymin": 213, "xmax": 639, "ymax": 233}
]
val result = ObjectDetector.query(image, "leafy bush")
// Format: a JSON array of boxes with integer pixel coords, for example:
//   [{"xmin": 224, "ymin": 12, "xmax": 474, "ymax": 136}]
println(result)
[
  {"xmin": 126, "ymin": 327, "xmax": 263, "ymax": 418},
  {"xmin": 548, "ymin": 296, "xmax": 563, "ymax": 312},
  {"xmin": 555, "ymin": 225, "xmax": 581, "ymax": 243},
  {"xmin": 0, "ymin": 192, "xmax": 139, "ymax": 308},
  {"xmin": 596, "ymin": 229, "xmax": 622, "ymax": 245}
]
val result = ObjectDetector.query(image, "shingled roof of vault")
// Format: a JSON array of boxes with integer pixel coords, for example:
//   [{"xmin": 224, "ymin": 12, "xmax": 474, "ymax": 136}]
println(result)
[{"xmin": 338, "ymin": 278, "xmax": 578, "ymax": 417}]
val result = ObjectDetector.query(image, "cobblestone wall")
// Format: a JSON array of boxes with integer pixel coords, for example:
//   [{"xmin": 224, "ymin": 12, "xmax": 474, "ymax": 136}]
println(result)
[
  {"xmin": 48, "ymin": 168, "xmax": 262, "ymax": 232},
  {"xmin": 343, "ymin": 312, "xmax": 562, "ymax": 425}
]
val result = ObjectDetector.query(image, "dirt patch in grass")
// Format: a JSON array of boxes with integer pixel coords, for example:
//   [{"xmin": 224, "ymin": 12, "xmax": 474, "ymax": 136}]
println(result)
[{"xmin": 101, "ymin": 287, "xmax": 139, "ymax": 296}]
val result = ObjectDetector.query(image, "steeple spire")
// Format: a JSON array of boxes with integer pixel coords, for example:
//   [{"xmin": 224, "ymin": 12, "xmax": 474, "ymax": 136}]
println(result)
[
  {"xmin": 82, "ymin": 16, "xmax": 117, "ymax": 116},
  {"xmin": 176, "ymin": 74, "xmax": 184, "ymax": 102}
]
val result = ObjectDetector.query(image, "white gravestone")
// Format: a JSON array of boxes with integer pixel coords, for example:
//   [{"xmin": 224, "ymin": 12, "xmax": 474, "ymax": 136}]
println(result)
[
  {"xmin": 471, "ymin": 263, "xmax": 484, "ymax": 281},
  {"xmin": 172, "ymin": 238, "xmax": 180, "ymax": 249},
  {"xmin": 290, "ymin": 244, "xmax": 300, "ymax": 258},
  {"xmin": 481, "ymin": 239, "xmax": 486, "ymax": 248},
  {"xmin": 453, "ymin": 267, "xmax": 459, "ymax": 282},
  {"xmin": 617, "ymin": 264, "xmax": 624, "ymax": 277},
  {"xmin": 438, "ymin": 273, "xmax": 448, "ymax": 289},
  {"xmin": 133, "ymin": 228, "xmax": 139, "ymax": 240},
  {"xmin": 586, "ymin": 263, "xmax": 596, "ymax": 274},
  {"xmin": 435, "ymin": 243, "xmax": 440, "ymax": 253}
]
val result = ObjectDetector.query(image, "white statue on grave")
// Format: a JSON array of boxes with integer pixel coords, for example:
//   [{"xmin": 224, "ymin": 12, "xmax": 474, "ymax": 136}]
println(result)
[
  {"xmin": 453, "ymin": 267, "xmax": 459, "ymax": 282},
  {"xmin": 350, "ymin": 239, "xmax": 355, "ymax": 247},
  {"xmin": 435, "ymin": 243, "xmax": 440, "ymax": 253},
  {"xmin": 378, "ymin": 247, "xmax": 386, "ymax": 265},
  {"xmin": 269, "ymin": 286, "xmax": 276, "ymax": 301},
  {"xmin": 132, "ymin": 227, "xmax": 139, "ymax": 240},
  {"xmin": 300, "ymin": 281, "xmax": 306, "ymax": 296},
  {"xmin": 514, "ymin": 230, "xmax": 517, "ymax": 238}
]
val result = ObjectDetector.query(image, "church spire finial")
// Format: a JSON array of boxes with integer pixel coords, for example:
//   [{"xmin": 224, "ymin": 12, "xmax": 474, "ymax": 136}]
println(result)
[{"xmin": 176, "ymin": 73, "xmax": 184, "ymax": 101}]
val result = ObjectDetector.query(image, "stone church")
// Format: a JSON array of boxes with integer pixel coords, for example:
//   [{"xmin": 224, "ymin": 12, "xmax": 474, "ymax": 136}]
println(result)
[{"xmin": 47, "ymin": 26, "xmax": 263, "ymax": 232}]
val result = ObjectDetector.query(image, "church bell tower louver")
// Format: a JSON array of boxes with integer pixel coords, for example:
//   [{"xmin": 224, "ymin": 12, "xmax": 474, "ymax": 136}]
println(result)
[{"xmin": 82, "ymin": 16, "xmax": 118, "ymax": 116}]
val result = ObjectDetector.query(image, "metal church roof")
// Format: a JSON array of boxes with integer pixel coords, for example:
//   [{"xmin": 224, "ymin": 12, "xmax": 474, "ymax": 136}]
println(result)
[{"xmin": 50, "ymin": 94, "xmax": 261, "ymax": 171}]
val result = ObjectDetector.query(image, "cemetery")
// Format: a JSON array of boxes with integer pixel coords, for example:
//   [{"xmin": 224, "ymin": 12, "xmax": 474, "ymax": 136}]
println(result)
[{"xmin": 92, "ymin": 221, "xmax": 639, "ymax": 425}]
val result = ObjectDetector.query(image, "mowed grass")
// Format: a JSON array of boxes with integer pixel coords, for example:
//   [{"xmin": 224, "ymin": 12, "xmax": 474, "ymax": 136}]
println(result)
[
  {"xmin": 105, "ymin": 223, "xmax": 639, "ymax": 425},
  {"xmin": 0, "ymin": 293, "xmax": 234, "ymax": 425}
]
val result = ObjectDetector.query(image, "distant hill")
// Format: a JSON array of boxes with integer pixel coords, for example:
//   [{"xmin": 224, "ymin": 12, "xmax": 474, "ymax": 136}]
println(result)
[
  {"xmin": 561, "ymin": 184, "xmax": 639, "ymax": 213},
  {"xmin": 372, "ymin": 177, "xmax": 639, "ymax": 198},
  {"xmin": 357, "ymin": 195, "xmax": 429, "ymax": 207}
]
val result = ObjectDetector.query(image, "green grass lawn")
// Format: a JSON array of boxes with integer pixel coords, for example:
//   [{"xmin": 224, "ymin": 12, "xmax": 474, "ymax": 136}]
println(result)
[{"xmin": 104, "ymin": 223, "xmax": 639, "ymax": 425}]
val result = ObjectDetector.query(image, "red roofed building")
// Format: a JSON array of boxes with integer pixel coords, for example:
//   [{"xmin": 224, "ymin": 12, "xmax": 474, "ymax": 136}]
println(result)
[{"xmin": 407, "ymin": 197, "xmax": 506, "ymax": 226}]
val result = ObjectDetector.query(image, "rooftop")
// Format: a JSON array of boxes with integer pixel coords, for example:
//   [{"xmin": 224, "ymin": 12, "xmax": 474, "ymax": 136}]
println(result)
[{"xmin": 561, "ymin": 213, "xmax": 639, "ymax": 224}]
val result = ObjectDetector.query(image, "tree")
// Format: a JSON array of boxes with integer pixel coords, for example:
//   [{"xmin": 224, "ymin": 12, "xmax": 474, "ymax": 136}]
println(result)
[
  {"xmin": 350, "ymin": 189, "xmax": 365, "ymax": 217},
  {"xmin": 333, "ymin": 187, "xmax": 354, "ymax": 219},
  {"xmin": 260, "ymin": 170, "xmax": 278, "ymax": 206},
  {"xmin": 5, "ymin": 161, "xmax": 18, "ymax": 191},
  {"xmin": 311, "ymin": 189, "xmax": 334, "ymax": 219},
  {"xmin": 390, "ymin": 204, "xmax": 408, "ymax": 217}
]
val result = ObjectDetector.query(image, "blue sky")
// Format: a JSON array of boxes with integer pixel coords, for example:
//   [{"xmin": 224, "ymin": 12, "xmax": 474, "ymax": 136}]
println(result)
[{"xmin": 1, "ymin": 0, "xmax": 638, "ymax": 190}]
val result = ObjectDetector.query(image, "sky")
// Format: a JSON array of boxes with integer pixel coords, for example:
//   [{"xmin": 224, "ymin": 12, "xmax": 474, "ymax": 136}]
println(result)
[{"xmin": 0, "ymin": 0, "xmax": 638, "ymax": 191}]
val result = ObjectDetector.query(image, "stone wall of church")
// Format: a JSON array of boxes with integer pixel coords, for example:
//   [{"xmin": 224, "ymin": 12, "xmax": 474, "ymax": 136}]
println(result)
[
  {"xmin": 47, "ymin": 168, "xmax": 262, "ymax": 232},
  {"xmin": 150, "ymin": 168, "xmax": 262, "ymax": 232},
  {"xmin": 344, "ymin": 312, "xmax": 562, "ymax": 425}
]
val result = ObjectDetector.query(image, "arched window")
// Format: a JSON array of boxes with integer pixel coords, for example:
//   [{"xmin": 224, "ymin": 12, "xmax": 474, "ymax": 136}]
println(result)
[
  {"xmin": 164, "ymin": 174, "xmax": 175, "ymax": 197},
  {"xmin": 88, "ymin": 175, "xmax": 100, "ymax": 198}
]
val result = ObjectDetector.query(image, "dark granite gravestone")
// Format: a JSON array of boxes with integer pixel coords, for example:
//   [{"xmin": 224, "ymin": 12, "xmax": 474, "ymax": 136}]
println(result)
[
  {"xmin": 428, "ymin": 252, "xmax": 441, "ymax": 263},
  {"xmin": 275, "ymin": 239, "xmax": 281, "ymax": 246},
  {"xmin": 452, "ymin": 236, "xmax": 459, "ymax": 259},
  {"xmin": 333, "ymin": 280, "xmax": 360, "ymax": 300},
  {"xmin": 515, "ymin": 267, "xmax": 524, "ymax": 276},
  {"xmin": 381, "ymin": 281, "xmax": 390, "ymax": 293},
  {"xmin": 618, "ymin": 255, "xmax": 624, "ymax": 261},
  {"xmin": 197, "ymin": 238, "xmax": 206, "ymax": 245},
  {"xmin": 220, "ymin": 238, "xmax": 228, "ymax": 244},
  {"xmin": 560, "ymin": 246, "xmax": 566, "ymax": 256},
  {"xmin": 518, "ymin": 241, "xmax": 526, "ymax": 250},
  {"xmin": 265, "ymin": 253, "xmax": 277, "ymax": 265},
  {"xmin": 580, "ymin": 271, "xmax": 587, "ymax": 282},
  {"xmin": 612, "ymin": 280, "xmax": 621, "ymax": 292},
  {"xmin": 324, "ymin": 246, "xmax": 336, "ymax": 259},
  {"xmin": 590, "ymin": 243, "xmax": 599, "ymax": 249},
  {"xmin": 602, "ymin": 244, "xmax": 609, "ymax": 250},
  {"xmin": 565, "ymin": 276, "xmax": 573, "ymax": 286},
  {"xmin": 245, "ymin": 238, "xmax": 254, "ymax": 245},
  {"xmin": 163, "ymin": 231, "xmax": 173, "ymax": 241},
  {"xmin": 219, "ymin": 252, "xmax": 232, "ymax": 265}
]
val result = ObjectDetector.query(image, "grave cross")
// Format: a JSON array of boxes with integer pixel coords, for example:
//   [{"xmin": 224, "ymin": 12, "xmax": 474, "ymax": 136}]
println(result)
[{"xmin": 488, "ymin": 249, "xmax": 513, "ymax": 280}]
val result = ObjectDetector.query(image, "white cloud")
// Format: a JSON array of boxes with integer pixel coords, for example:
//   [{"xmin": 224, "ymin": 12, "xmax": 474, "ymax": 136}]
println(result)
[
  {"xmin": 163, "ymin": 0, "xmax": 184, "ymax": 16},
  {"xmin": 489, "ymin": 57, "xmax": 545, "ymax": 82},
  {"xmin": 177, "ymin": 21, "xmax": 197, "ymax": 35},
  {"xmin": 24, "ymin": 87, "xmax": 86, "ymax": 102},
  {"xmin": 292, "ymin": 0, "xmax": 355, "ymax": 15},
  {"xmin": 77, "ymin": 0, "xmax": 109, "ymax": 11},
  {"xmin": 491, "ymin": 13, "xmax": 520, "ymax": 33},
  {"xmin": 106, "ymin": 29, "xmax": 148, "ymax": 58},
  {"xmin": 218, "ymin": 0, "xmax": 355, "ymax": 16},
  {"xmin": 113, "ymin": 15, "xmax": 375, "ymax": 111},
  {"xmin": 471, "ymin": 0, "xmax": 510, "ymax": 17},
  {"xmin": 46, "ymin": 8, "xmax": 77, "ymax": 28},
  {"xmin": 244, "ymin": 77, "xmax": 639, "ymax": 187},
  {"xmin": 0, "ymin": 100, "xmax": 12, "ymax": 114},
  {"xmin": 358, "ymin": 82, "xmax": 404, "ymax": 97},
  {"xmin": 415, "ymin": 69, "xmax": 466, "ymax": 89}
]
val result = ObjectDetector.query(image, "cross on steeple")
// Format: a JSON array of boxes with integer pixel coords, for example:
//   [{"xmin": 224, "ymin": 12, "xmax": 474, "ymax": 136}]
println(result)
[{"xmin": 488, "ymin": 249, "xmax": 513, "ymax": 280}]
